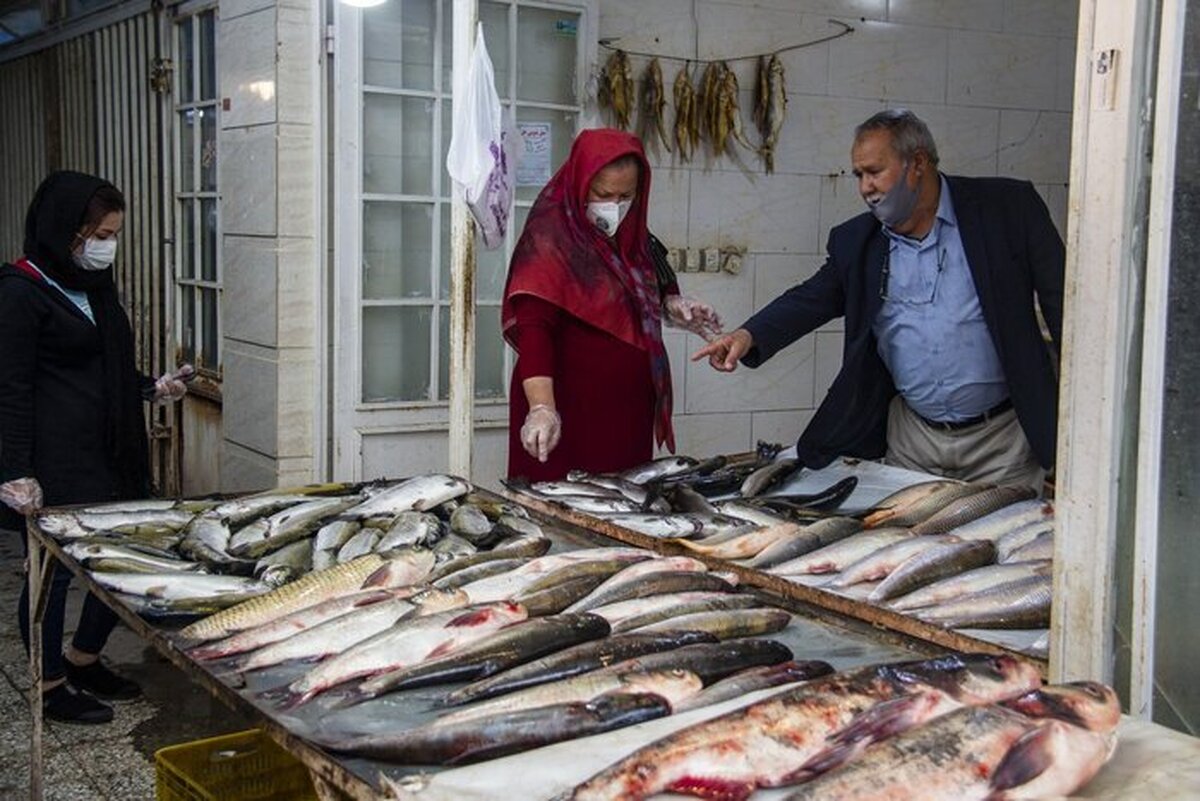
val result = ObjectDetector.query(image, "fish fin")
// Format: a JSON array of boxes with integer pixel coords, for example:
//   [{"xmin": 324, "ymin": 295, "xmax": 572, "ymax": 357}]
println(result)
[
  {"xmin": 829, "ymin": 693, "xmax": 940, "ymax": 747},
  {"xmin": 354, "ymin": 589, "xmax": 395, "ymax": 606},
  {"xmin": 360, "ymin": 565, "xmax": 392, "ymax": 588},
  {"xmin": 664, "ymin": 776, "xmax": 756, "ymax": 801},
  {"xmin": 447, "ymin": 607, "xmax": 498, "ymax": 627},
  {"xmin": 773, "ymin": 740, "xmax": 865, "ymax": 786},
  {"xmin": 989, "ymin": 724, "xmax": 1056, "ymax": 792}
]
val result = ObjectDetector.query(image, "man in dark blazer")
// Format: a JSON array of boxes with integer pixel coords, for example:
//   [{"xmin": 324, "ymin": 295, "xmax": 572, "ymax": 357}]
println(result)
[{"xmin": 694, "ymin": 110, "xmax": 1063, "ymax": 490}]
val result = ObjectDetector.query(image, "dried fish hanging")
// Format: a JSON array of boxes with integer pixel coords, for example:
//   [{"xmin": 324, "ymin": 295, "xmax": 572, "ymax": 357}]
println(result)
[
  {"xmin": 599, "ymin": 49, "xmax": 635, "ymax": 130},
  {"xmin": 753, "ymin": 54, "xmax": 788, "ymax": 174},
  {"xmin": 673, "ymin": 64, "xmax": 699, "ymax": 163},
  {"xmin": 638, "ymin": 58, "xmax": 672, "ymax": 156}
]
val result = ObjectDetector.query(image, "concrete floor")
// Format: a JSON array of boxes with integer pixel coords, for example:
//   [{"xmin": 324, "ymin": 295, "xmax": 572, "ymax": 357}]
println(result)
[{"xmin": 0, "ymin": 531, "xmax": 254, "ymax": 800}]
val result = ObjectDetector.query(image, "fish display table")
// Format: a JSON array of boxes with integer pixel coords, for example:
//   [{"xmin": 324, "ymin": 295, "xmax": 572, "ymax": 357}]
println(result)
[{"xmin": 22, "ymin": 477, "xmax": 1197, "ymax": 801}]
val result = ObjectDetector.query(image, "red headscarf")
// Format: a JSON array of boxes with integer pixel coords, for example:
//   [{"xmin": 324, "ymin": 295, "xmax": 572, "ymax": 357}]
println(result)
[{"xmin": 502, "ymin": 128, "xmax": 674, "ymax": 451}]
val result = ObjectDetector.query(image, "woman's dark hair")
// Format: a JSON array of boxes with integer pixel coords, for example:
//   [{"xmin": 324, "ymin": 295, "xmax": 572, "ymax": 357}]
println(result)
[{"xmin": 81, "ymin": 184, "xmax": 125, "ymax": 231}]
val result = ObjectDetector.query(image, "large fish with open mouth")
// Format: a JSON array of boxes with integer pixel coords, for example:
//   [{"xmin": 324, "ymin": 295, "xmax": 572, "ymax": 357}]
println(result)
[
  {"xmin": 561, "ymin": 654, "xmax": 1043, "ymax": 801},
  {"xmin": 782, "ymin": 682, "xmax": 1119, "ymax": 801}
]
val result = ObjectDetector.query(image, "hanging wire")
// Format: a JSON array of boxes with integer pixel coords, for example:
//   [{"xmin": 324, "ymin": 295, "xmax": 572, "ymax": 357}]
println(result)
[{"xmin": 598, "ymin": 18, "xmax": 855, "ymax": 64}]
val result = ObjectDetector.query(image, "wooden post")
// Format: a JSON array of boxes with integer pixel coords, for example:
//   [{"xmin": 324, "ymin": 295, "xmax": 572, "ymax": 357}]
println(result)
[
  {"xmin": 28, "ymin": 522, "xmax": 50, "ymax": 801},
  {"xmin": 448, "ymin": 0, "xmax": 480, "ymax": 479}
]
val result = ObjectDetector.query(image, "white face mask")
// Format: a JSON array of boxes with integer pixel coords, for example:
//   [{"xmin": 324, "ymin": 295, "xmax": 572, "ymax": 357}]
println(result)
[
  {"xmin": 74, "ymin": 237, "xmax": 117, "ymax": 271},
  {"xmin": 586, "ymin": 200, "xmax": 632, "ymax": 237}
]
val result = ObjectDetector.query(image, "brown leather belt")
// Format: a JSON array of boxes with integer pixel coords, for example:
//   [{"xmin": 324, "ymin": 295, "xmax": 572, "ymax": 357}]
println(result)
[{"xmin": 917, "ymin": 398, "xmax": 1013, "ymax": 431}]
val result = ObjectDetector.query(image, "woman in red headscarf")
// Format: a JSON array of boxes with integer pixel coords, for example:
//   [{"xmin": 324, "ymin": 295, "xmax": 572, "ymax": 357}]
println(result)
[{"xmin": 502, "ymin": 129, "xmax": 721, "ymax": 480}]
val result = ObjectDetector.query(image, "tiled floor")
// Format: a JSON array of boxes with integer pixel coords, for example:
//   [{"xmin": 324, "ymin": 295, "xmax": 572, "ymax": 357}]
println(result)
[{"xmin": 0, "ymin": 533, "xmax": 254, "ymax": 800}]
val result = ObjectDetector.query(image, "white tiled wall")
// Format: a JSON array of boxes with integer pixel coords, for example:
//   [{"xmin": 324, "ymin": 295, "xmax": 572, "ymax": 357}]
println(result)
[{"xmin": 594, "ymin": 0, "xmax": 1078, "ymax": 459}]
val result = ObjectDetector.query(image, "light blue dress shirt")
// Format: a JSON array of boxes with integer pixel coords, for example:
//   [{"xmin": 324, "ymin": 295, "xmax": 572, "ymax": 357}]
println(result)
[
  {"xmin": 26, "ymin": 259, "xmax": 96, "ymax": 324},
  {"xmin": 871, "ymin": 176, "xmax": 1008, "ymax": 422}
]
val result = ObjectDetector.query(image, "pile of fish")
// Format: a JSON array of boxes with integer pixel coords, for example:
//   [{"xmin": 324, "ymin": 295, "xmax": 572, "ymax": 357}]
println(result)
[
  {"xmin": 512, "ymin": 454, "xmax": 1056, "ymax": 639},
  {"xmin": 176, "ymin": 532, "xmax": 828, "ymax": 765},
  {"xmin": 562, "ymin": 654, "xmax": 1119, "ymax": 801},
  {"xmin": 34, "ymin": 474, "xmax": 540, "ymax": 613}
]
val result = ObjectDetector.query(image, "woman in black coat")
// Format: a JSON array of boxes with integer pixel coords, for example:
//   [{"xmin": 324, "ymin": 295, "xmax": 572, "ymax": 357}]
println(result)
[{"xmin": 0, "ymin": 171, "xmax": 189, "ymax": 723}]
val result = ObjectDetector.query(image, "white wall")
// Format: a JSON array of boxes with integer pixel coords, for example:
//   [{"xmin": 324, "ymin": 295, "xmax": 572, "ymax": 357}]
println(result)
[{"xmin": 595, "ymin": 0, "xmax": 1078, "ymax": 458}]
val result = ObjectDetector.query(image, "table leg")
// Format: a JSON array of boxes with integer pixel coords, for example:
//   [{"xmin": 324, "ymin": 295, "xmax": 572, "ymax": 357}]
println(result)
[{"xmin": 28, "ymin": 525, "xmax": 53, "ymax": 801}]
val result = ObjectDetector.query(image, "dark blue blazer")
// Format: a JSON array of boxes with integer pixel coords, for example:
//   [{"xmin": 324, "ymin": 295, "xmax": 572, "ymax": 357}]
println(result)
[{"xmin": 741, "ymin": 175, "xmax": 1065, "ymax": 470}]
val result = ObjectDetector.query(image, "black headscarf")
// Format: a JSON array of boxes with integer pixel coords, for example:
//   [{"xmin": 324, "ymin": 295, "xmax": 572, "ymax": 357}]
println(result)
[{"xmin": 23, "ymin": 170, "xmax": 150, "ymax": 498}]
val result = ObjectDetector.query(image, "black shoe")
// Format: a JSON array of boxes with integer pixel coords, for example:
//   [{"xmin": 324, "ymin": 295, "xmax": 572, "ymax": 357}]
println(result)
[
  {"xmin": 66, "ymin": 659, "xmax": 142, "ymax": 701},
  {"xmin": 42, "ymin": 683, "xmax": 113, "ymax": 725}
]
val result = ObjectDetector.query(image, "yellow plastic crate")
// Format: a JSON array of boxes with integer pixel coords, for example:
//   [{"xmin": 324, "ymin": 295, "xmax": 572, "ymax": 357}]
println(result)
[{"xmin": 155, "ymin": 729, "xmax": 318, "ymax": 801}]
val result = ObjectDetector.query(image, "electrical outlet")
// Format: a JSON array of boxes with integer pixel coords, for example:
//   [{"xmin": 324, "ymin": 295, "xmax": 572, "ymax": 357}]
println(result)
[
  {"xmin": 685, "ymin": 248, "xmax": 701, "ymax": 273},
  {"xmin": 722, "ymin": 251, "xmax": 744, "ymax": 275},
  {"xmin": 703, "ymin": 247, "xmax": 721, "ymax": 272}
]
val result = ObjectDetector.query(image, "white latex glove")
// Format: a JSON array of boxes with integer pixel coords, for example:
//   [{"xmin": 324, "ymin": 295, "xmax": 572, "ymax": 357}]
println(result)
[
  {"xmin": 154, "ymin": 364, "xmax": 194, "ymax": 403},
  {"xmin": 0, "ymin": 477, "xmax": 44, "ymax": 514},
  {"xmin": 520, "ymin": 404, "xmax": 562, "ymax": 463},
  {"xmin": 663, "ymin": 295, "xmax": 723, "ymax": 340}
]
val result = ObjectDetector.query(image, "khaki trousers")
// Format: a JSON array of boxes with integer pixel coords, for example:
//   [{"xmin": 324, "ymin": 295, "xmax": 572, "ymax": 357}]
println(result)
[{"xmin": 885, "ymin": 396, "xmax": 1046, "ymax": 493}]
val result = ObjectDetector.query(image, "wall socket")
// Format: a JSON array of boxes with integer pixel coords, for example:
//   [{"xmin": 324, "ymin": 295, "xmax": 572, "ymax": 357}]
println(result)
[
  {"xmin": 723, "ymin": 251, "xmax": 744, "ymax": 275},
  {"xmin": 684, "ymin": 247, "xmax": 701, "ymax": 272},
  {"xmin": 703, "ymin": 247, "xmax": 721, "ymax": 272}
]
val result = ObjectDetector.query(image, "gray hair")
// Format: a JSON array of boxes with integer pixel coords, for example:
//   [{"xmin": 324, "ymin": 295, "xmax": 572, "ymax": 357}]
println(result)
[{"xmin": 855, "ymin": 109, "xmax": 940, "ymax": 166}]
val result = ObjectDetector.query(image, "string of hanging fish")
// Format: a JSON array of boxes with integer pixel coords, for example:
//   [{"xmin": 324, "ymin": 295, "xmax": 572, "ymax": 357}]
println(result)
[{"xmin": 597, "ymin": 18, "xmax": 854, "ymax": 174}]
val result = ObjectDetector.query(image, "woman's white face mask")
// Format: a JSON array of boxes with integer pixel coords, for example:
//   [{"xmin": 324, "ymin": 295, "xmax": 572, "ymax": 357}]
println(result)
[
  {"xmin": 74, "ymin": 237, "xmax": 117, "ymax": 271},
  {"xmin": 586, "ymin": 200, "xmax": 632, "ymax": 237}
]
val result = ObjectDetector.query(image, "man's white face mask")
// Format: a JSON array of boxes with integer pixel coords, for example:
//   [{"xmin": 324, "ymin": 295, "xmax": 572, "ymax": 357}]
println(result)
[
  {"xmin": 586, "ymin": 200, "xmax": 632, "ymax": 237},
  {"xmin": 74, "ymin": 237, "xmax": 117, "ymax": 271}
]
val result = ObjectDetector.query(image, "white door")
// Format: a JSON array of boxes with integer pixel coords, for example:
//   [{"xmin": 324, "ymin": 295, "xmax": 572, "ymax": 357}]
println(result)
[{"xmin": 332, "ymin": 0, "xmax": 592, "ymax": 484}]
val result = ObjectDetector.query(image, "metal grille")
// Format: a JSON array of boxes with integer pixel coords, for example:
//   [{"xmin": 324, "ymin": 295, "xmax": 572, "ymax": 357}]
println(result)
[{"xmin": 0, "ymin": 10, "xmax": 179, "ymax": 495}]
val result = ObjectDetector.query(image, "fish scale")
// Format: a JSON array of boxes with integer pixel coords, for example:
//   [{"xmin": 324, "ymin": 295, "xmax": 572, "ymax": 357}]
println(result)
[{"xmin": 909, "ymin": 485, "xmax": 1038, "ymax": 536}]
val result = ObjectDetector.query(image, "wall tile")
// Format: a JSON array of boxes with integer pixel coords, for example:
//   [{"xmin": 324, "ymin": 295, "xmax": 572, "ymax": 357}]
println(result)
[
  {"xmin": 278, "ymin": 123, "xmax": 318, "ymax": 238},
  {"xmin": 689, "ymin": 172, "xmax": 821, "ymax": 253},
  {"xmin": 705, "ymin": 0, "xmax": 887, "ymax": 21},
  {"xmin": 679, "ymin": 269, "xmax": 755, "ymax": 329},
  {"xmin": 221, "ymin": 126, "xmax": 277, "ymax": 236},
  {"xmin": 598, "ymin": 0, "xmax": 697, "ymax": 60},
  {"xmin": 221, "ymin": 441, "xmax": 279, "ymax": 493},
  {"xmin": 752, "ymin": 409, "xmax": 816, "ymax": 446},
  {"xmin": 223, "ymin": 343, "xmax": 278, "ymax": 456},
  {"xmin": 1003, "ymin": 0, "xmax": 1080, "ymax": 38},
  {"xmin": 220, "ymin": 0, "xmax": 274, "ymax": 22},
  {"xmin": 276, "ymin": 236, "xmax": 318, "ymax": 349},
  {"xmin": 828, "ymin": 21, "xmax": 949, "ymax": 104},
  {"xmin": 998, "ymin": 110, "xmax": 1071, "ymax": 183},
  {"xmin": 277, "ymin": 347, "xmax": 315, "ymax": 459},
  {"xmin": 223, "ymin": 235, "xmax": 278, "ymax": 347},
  {"xmin": 664, "ymin": 331, "xmax": 689, "ymax": 415},
  {"xmin": 670, "ymin": 411, "xmax": 753, "ymax": 457},
  {"xmin": 1056, "ymin": 36, "xmax": 1079, "ymax": 113},
  {"xmin": 647, "ymin": 167, "xmax": 691, "ymax": 246},
  {"xmin": 693, "ymin": 4, "xmax": 837, "ymax": 95},
  {"xmin": 277, "ymin": 4, "xmax": 318, "ymax": 126},
  {"xmin": 948, "ymin": 30, "xmax": 1059, "ymax": 109},
  {"xmin": 753, "ymin": 252, "xmax": 843, "ymax": 333},
  {"xmin": 818, "ymin": 174, "xmax": 870, "ymax": 247},
  {"xmin": 1036, "ymin": 182, "xmax": 1069, "ymax": 241},
  {"xmin": 887, "ymin": 0, "xmax": 1003, "ymax": 30},
  {"xmin": 685, "ymin": 333, "xmax": 814, "ymax": 413},
  {"xmin": 219, "ymin": 8, "xmax": 277, "ymax": 129},
  {"xmin": 772, "ymin": 95, "xmax": 885, "ymax": 175},
  {"xmin": 898, "ymin": 103, "xmax": 1000, "ymax": 176}
]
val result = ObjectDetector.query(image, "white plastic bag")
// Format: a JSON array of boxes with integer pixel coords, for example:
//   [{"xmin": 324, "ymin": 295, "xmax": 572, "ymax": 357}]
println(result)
[{"xmin": 446, "ymin": 23, "xmax": 515, "ymax": 250}]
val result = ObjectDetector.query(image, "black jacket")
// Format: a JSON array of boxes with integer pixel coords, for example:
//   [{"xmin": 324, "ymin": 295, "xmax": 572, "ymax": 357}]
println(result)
[
  {"xmin": 741, "ymin": 175, "xmax": 1065, "ymax": 470},
  {"xmin": 0, "ymin": 265, "xmax": 152, "ymax": 507}
]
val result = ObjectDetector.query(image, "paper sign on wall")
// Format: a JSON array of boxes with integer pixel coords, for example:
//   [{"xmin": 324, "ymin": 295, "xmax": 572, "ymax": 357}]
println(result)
[{"xmin": 517, "ymin": 122, "xmax": 552, "ymax": 186}]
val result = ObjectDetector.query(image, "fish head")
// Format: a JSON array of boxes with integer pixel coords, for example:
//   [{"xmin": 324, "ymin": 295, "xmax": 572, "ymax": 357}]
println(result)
[
  {"xmin": 619, "ymin": 669, "xmax": 703, "ymax": 710},
  {"xmin": 882, "ymin": 653, "xmax": 1043, "ymax": 704},
  {"xmin": 1002, "ymin": 681, "xmax": 1120, "ymax": 732},
  {"xmin": 411, "ymin": 587, "xmax": 469, "ymax": 614}
]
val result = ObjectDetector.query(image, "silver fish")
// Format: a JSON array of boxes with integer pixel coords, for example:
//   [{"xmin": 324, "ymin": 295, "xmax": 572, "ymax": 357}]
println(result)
[
  {"xmin": 359, "ymin": 548, "xmax": 438, "ymax": 589},
  {"xmin": 770, "ymin": 528, "xmax": 912, "ymax": 576},
  {"xmin": 81, "ymin": 499, "xmax": 179, "ymax": 513},
  {"xmin": 449, "ymin": 504, "xmax": 494, "ymax": 544},
  {"xmin": 459, "ymin": 548, "xmax": 652, "ymax": 604},
  {"xmin": 888, "ymin": 560, "xmax": 1052, "ymax": 612},
  {"xmin": 909, "ymin": 485, "xmax": 1038, "ymax": 536},
  {"xmin": 91, "ymin": 571, "xmax": 271, "ymax": 601},
  {"xmin": 64, "ymin": 542, "xmax": 206, "ymax": 574},
  {"xmin": 229, "ymin": 496, "xmax": 359, "ymax": 559},
  {"xmin": 916, "ymin": 574, "xmax": 1053, "ymax": 629},
  {"xmin": 178, "ymin": 514, "xmax": 255, "ymax": 573},
  {"xmin": 715, "ymin": 500, "xmax": 794, "ymax": 528},
  {"xmin": 943, "ymin": 499, "xmax": 1055, "ymax": 542},
  {"xmin": 432, "ymin": 558, "xmax": 529, "ymax": 591},
  {"xmin": 432, "ymin": 532, "xmax": 478, "ymax": 562},
  {"xmin": 869, "ymin": 539, "xmax": 997, "ymax": 603},
  {"xmin": 377, "ymin": 511, "xmax": 443, "ymax": 551},
  {"xmin": 340, "ymin": 474, "xmax": 471, "ymax": 520},
  {"xmin": 632, "ymin": 607, "xmax": 792, "ymax": 640},
  {"xmin": 679, "ymin": 521, "xmax": 806, "ymax": 560},
  {"xmin": 312, "ymin": 519, "xmax": 361, "ymax": 571},
  {"xmin": 564, "ymin": 556, "xmax": 709, "ymax": 613},
  {"xmin": 253, "ymin": 538, "xmax": 313, "ymax": 579},
  {"xmin": 596, "ymin": 592, "xmax": 759, "ymax": 634},
  {"xmin": 617, "ymin": 456, "xmax": 700, "ymax": 485},
  {"xmin": 862, "ymin": 480, "xmax": 975, "ymax": 529},
  {"xmin": 999, "ymin": 530, "xmax": 1054, "ymax": 564},
  {"xmin": 739, "ymin": 458, "xmax": 800, "ymax": 498},
  {"xmin": 827, "ymin": 535, "xmax": 958, "ymax": 589},
  {"xmin": 336, "ymin": 527, "xmax": 381, "ymax": 563},
  {"xmin": 604, "ymin": 512, "xmax": 753, "ymax": 540},
  {"xmin": 673, "ymin": 660, "xmax": 834, "ymax": 713},
  {"xmin": 212, "ymin": 494, "xmax": 313, "ymax": 527},
  {"xmin": 997, "ymin": 522, "xmax": 1055, "ymax": 562},
  {"xmin": 426, "ymin": 535, "xmax": 551, "ymax": 583},
  {"xmin": 552, "ymin": 496, "xmax": 647, "ymax": 515},
  {"xmin": 529, "ymin": 481, "xmax": 627, "ymax": 499},
  {"xmin": 743, "ymin": 517, "xmax": 864, "ymax": 569}
]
